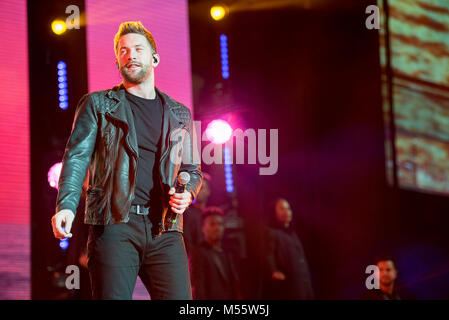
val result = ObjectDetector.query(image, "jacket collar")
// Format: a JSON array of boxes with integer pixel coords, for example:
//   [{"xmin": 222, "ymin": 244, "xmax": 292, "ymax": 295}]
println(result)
[
  {"xmin": 105, "ymin": 82, "xmax": 181, "ymax": 114},
  {"xmin": 102, "ymin": 83, "xmax": 185, "ymax": 161}
]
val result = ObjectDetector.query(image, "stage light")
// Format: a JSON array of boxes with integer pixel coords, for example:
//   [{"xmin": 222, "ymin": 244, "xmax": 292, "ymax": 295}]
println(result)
[
  {"xmin": 59, "ymin": 238, "xmax": 69, "ymax": 250},
  {"xmin": 57, "ymin": 61, "xmax": 69, "ymax": 110},
  {"xmin": 224, "ymin": 146, "xmax": 234, "ymax": 193},
  {"xmin": 210, "ymin": 5, "xmax": 227, "ymax": 21},
  {"xmin": 48, "ymin": 162, "xmax": 62, "ymax": 189},
  {"xmin": 220, "ymin": 34, "xmax": 230, "ymax": 79},
  {"xmin": 51, "ymin": 20, "xmax": 67, "ymax": 35},
  {"xmin": 205, "ymin": 119, "xmax": 233, "ymax": 144},
  {"xmin": 59, "ymin": 226, "xmax": 70, "ymax": 250}
]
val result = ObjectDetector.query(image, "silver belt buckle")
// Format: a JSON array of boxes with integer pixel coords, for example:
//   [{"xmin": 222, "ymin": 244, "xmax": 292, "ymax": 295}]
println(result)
[{"xmin": 136, "ymin": 205, "xmax": 141, "ymax": 215}]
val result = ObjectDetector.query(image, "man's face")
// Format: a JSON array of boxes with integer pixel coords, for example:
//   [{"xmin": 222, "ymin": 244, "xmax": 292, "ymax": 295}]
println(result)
[
  {"xmin": 116, "ymin": 33, "xmax": 155, "ymax": 84},
  {"xmin": 377, "ymin": 260, "xmax": 397, "ymax": 286},
  {"xmin": 275, "ymin": 199, "xmax": 292, "ymax": 224},
  {"xmin": 202, "ymin": 214, "xmax": 224, "ymax": 243}
]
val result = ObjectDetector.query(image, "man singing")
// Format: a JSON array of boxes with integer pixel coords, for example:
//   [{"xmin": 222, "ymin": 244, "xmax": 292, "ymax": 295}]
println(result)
[{"xmin": 51, "ymin": 21, "xmax": 202, "ymax": 300}]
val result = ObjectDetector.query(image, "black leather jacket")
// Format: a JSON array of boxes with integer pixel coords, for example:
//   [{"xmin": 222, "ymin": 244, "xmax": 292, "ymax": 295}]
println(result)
[{"xmin": 55, "ymin": 84, "xmax": 202, "ymax": 236}]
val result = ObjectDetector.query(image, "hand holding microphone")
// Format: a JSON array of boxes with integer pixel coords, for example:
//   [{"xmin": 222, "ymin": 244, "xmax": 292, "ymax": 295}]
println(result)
[{"xmin": 167, "ymin": 172, "xmax": 191, "ymax": 228}]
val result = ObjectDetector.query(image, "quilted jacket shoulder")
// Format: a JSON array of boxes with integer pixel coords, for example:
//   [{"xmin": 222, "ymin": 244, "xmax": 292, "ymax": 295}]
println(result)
[{"xmin": 85, "ymin": 89, "xmax": 113, "ymax": 114}]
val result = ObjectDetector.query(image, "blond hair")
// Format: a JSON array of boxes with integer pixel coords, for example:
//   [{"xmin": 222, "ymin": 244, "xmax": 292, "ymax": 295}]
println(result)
[{"xmin": 114, "ymin": 21, "xmax": 157, "ymax": 55}]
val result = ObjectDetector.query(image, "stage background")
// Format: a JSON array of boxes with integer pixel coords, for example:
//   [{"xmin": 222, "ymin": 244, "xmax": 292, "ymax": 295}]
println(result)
[
  {"xmin": 86, "ymin": 0, "xmax": 193, "ymax": 110},
  {"xmin": 0, "ymin": 0, "xmax": 31, "ymax": 300}
]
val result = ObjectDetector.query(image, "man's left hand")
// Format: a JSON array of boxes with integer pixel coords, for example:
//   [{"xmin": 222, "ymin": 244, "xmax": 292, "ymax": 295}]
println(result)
[{"xmin": 168, "ymin": 187, "xmax": 192, "ymax": 215}]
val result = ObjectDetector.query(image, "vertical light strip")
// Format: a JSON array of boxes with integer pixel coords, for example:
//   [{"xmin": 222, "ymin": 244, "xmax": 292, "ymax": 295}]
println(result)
[
  {"xmin": 220, "ymin": 34, "xmax": 229, "ymax": 79},
  {"xmin": 224, "ymin": 146, "xmax": 234, "ymax": 192},
  {"xmin": 57, "ymin": 61, "xmax": 69, "ymax": 110}
]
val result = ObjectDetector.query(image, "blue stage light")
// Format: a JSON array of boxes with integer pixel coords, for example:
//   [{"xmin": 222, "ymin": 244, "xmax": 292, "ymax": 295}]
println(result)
[
  {"xmin": 59, "ymin": 238, "xmax": 69, "ymax": 250},
  {"xmin": 220, "ymin": 34, "xmax": 229, "ymax": 79},
  {"xmin": 57, "ymin": 61, "xmax": 66, "ymax": 69},
  {"xmin": 223, "ymin": 146, "xmax": 234, "ymax": 193},
  {"xmin": 57, "ymin": 61, "xmax": 68, "ymax": 110}
]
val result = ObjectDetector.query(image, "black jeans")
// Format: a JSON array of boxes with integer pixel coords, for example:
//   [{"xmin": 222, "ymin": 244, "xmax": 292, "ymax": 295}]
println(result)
[{"xmin": 87, "ymin": 212, "xmax": 192, "ymax": 300}]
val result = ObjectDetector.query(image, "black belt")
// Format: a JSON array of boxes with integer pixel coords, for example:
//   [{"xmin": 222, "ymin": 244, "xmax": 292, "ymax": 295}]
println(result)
[{"xmin": 130, "ymin": 204, "xmax": 150, "ymax": 215}]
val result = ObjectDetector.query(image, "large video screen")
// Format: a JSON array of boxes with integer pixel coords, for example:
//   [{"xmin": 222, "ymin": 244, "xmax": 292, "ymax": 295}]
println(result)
[
  {"xmin": 86, "ymin": 0, "xmax": 193, "ymax": 109},
  {"xmin": 0, "ymin": 0, "xmax": 30, "ymax": 299},
  {"xmin": 380, "ymin": 0, "xmax": 449, "ymax": 194}
]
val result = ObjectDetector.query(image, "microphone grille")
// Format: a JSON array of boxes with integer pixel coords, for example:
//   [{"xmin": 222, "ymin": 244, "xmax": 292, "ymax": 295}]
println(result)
[{"xmin": 178, "ymin": 171, "xmax": 191, "ymax": 184}]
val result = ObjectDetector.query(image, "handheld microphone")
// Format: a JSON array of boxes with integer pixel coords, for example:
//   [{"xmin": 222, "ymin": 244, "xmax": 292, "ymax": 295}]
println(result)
[{"xmin": 167, "ymin": 171, "xmax": 191, "ymax": 229}]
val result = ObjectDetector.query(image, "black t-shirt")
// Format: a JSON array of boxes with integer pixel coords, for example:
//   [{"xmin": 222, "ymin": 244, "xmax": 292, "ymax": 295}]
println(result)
[{"xmin": 125, "ymin": 90, "xmax": 163, "ymax": 207}]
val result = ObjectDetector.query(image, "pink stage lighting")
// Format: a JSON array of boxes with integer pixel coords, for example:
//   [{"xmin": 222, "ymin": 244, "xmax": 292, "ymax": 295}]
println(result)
[
  {"xmin": 205, "ymin": 119, "xmax": 233, "ymax": 144},
  {"xmin": 47, "ymin": 162, "xmax": 62, "ymax": 189}
]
